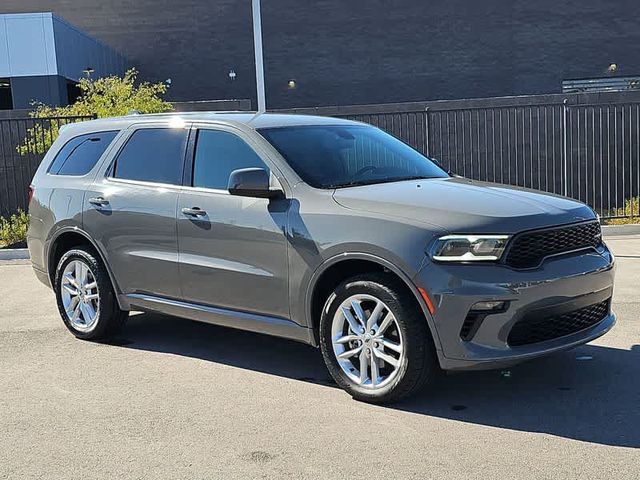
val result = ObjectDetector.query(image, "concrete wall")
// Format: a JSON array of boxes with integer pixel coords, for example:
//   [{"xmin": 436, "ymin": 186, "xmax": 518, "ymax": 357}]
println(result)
[{"xmin": 0, "ymin": 1, "xmax": 639, "ymax": 109}]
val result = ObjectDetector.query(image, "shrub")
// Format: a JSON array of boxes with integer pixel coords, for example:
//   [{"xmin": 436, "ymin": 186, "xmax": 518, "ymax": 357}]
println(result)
[
  {"xmin": 0, "ymin": 210, "xmax": 30, "ymax": 248},
  {"xmin": 604, "ymin": 197, "xmax": 640, "ymax": 225},
  {"xmin": 18, "ymin": 68, "xmax": 173, "ymax": 155}
]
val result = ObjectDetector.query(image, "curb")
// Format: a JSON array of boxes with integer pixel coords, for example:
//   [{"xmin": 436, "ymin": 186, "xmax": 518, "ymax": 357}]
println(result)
[
  {"xmin": 0, "ymin": 248, "xmax": 30, "ymax": 260},
  {"xmin": 602, "ymin": 224, "xmax": 640, "ymax": 237}
]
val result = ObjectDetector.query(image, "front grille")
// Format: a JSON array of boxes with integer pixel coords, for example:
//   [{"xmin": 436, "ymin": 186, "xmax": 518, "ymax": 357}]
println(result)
[
  {"xmin": 507, "ymin": 299, "xmax": 610, "ymax": 347},
  {"xmin": 504, "ymin": 221, "xmax": 602, "ymax": 269}
]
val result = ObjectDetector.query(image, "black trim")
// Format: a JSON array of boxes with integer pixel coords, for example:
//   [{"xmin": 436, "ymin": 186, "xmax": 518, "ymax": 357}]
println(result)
[
  {"xmin": 507, "ymin": 288, "xmax": 612, "ymax": 347},
  {"xmin": 516, "ymin": 287, "xmax": 611, "ymax": 322},
  {"xmin": 125, "ymin": 293, "xmax": 313, "ymax": 345},
  {"xmin": 460, "ymin": 302, "xmax": 510, "ymax": 341},
  {"xmin": 182, "ymin": 126, "xmax": 196, "ymax": 186},
  {"xmin": 501, "ymin": 219, "xmax": 602, "ymax": 269}
]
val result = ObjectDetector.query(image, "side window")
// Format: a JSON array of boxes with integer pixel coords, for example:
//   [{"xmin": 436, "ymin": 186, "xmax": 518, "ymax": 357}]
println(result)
[
  {"xmin": 48, "ymin": 131, "xmax": 119, "ymax": 176},
  {"xmin": 192, "ymin": 129, "xmax": 269, "ymax": 190},
  {"xmin": 113, "ymin": 128, "xmax": 188, "ymax": 185}
]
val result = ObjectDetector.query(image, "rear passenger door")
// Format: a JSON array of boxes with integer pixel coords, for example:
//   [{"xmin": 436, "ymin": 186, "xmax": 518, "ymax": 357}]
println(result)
[
  {"xmin": 83, "ymin": 123, "xmax": 190, "ymax": 300},
  {"xmin": 177, "ymin": 125, "xmax": 290, "ymax": 318}
]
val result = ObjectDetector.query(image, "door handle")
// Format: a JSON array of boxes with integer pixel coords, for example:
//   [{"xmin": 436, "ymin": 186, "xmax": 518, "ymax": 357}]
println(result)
[
  {"xmin": 88, "ymin": 196, "xmax": 109, "ymax": 206},
  {"xmin": 181, "ymin": 207, "xmax": 207, "ymax": 217}
]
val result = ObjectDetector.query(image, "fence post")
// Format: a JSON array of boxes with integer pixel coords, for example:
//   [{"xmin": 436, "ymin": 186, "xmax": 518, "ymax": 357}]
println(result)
[
  {"xmin": 425, "ymin": 106, "xmax": 430, "ymax": 156},
  {"xmin": 562, "ymin": 98, "xmax": 569, "ymax": 197}
]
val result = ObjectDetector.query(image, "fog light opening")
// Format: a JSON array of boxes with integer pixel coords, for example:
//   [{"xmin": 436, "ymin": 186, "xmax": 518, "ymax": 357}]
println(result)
[{"xmin": 471, "ymin": 300, "xmax": 507, "ymax": 312}]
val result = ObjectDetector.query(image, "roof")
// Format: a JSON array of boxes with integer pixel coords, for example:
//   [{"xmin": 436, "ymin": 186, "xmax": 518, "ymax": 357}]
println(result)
[{"xmin": 76, "ymin": 112, "xmax": 363, "ymax": 131}]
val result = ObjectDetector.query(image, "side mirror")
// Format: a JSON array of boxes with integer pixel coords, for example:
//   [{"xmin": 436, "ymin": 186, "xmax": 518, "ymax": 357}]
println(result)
[{"xmin": 227, "ymin": 168, "xmax": 282, "ymax": 199}]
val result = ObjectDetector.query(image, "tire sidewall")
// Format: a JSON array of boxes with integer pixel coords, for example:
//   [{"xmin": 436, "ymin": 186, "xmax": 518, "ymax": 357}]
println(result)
[
  {"xmin": 319, "ymin": 276, "xmax": 426, "ymax": 401},
  {"xmin": 54, "ymin": 248, "xmax": 115, "ymax": 340}
]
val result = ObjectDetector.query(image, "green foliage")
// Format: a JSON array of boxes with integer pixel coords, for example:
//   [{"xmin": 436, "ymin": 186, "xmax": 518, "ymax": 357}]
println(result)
[
  {"xmin": 0, "ymin": 210, "xmax": 30, "ymax": 248},
  {"xmin": 18, "ymin": 69, "xmax": 173, "ymax": 155},
  {"xmin": 604, "ymin": 197, "xmax": 640, "ymax": 225}
]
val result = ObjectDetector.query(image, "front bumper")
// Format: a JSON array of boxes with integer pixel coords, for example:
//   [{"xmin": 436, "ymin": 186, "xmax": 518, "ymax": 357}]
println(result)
[{"xmin": 415, "ymin": 246, "xmax": 616, "ymax": 371}]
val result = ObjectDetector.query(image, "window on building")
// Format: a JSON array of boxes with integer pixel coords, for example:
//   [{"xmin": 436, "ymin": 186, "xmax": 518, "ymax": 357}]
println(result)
[
  {"xmin": 192, "ymin": 129, "xmax": 269, "ymax": 190},
  {"xmin": 0, "ymin": 78, "xmax": 13, "ymax": 110},
  {"xmin": 113, "ymin": 128, "xmax": 188, "ymax": 185},
  {"xmin": 49, "ymin": 131, "xmax": 119, "ymax": 176}
]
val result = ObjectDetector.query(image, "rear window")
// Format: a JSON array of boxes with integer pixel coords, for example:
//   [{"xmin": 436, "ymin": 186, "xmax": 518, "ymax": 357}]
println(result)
[
  {"xmin": 113, "ymin": 128, "xmax": 188, "ymax": 185},
  {"xmin": 48, "ymin": 131, "xmax": 119, "ymax": 176}
]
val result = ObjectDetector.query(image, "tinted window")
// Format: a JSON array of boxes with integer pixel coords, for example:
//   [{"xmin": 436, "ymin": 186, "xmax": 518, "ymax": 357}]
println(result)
[
  {"xmin": 114, "ymin": 128, "xmax": 188, "ymax": 185},
  {"xmin": 259, "ymin": 125, "xmax": 448, "ymax": 189},
  {"xmin": 49, "ymin": 131, "xmax": 118, "ymax": 176},
  {"xmin": 192, "ymin": 129, "xmax": 268, "ymax": 190}
]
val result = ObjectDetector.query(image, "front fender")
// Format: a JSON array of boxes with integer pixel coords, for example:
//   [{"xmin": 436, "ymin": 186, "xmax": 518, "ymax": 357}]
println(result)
[{"xmin": 303, "ymin": 252, "xmax": 443, "ymax": 352}]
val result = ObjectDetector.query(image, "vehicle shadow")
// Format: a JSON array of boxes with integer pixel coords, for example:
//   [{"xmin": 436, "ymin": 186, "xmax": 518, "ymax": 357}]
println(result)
[{"xmin": 111, "ymin": 311, "xmax": 640, "ymax": 448}]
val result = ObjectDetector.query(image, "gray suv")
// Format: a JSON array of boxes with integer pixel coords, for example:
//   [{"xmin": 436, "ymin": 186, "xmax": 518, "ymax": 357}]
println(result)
[{"xmin": 28, "ymin": 112, "xmax": 616, "ymax": 403}]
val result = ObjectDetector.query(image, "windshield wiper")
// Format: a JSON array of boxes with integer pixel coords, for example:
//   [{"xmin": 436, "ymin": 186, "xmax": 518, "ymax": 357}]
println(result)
[
  {"xmin": 327, "ymin": 179, "xmax": 378, "ymax": 188},
  {"xmin": 391, "ymin": 175, "xmax": 432, "ymax": 182},
  {"xmin": 328, "ymin": 176, "xmax": 433, "ymax": 189}
]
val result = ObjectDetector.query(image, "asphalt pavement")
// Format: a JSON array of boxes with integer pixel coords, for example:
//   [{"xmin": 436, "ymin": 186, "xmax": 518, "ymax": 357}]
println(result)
[{"xmin": 1, "ymin": 237, "xmax": 638, "ymax": 479}]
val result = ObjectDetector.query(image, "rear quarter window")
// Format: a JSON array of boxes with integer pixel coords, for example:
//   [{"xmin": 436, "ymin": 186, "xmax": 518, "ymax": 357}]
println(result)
[{"xmin": 48, "ymin": 131, "xmax": 119, "ymax": 176}]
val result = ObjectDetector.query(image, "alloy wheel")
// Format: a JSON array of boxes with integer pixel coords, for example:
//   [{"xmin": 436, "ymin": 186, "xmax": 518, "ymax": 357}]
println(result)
[
  {"xmin": 331, "ymin": 294, "xmax": 405, "ymax": 389},
  {"xmin": 60, "ymin": 260, "xmax": 100, "ymax": 332}
]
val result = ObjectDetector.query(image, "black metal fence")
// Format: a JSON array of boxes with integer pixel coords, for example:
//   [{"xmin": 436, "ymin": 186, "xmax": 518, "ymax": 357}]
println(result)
[
  {"xmin": 0, "ymin": 115, "xmax": 95, "ymax": 217},
  {"xmin": 283, "ymin": 90, "xmax": 640, "ymax": 220},
  {"xmin": 2, "ymin": 93, "xmax": 639, "ymax": 220}
]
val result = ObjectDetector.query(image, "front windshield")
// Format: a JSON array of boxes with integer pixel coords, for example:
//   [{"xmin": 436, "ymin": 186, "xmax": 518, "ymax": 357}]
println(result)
[{"xmin": 259, "ymin": 125, "xmax": 449, "ymax": 189}]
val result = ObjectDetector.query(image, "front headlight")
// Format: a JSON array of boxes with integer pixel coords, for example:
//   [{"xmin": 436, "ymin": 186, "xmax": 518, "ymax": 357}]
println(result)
[{"xmin": 431, "ymin": 235, "xmax": 510, "ymax": 262}]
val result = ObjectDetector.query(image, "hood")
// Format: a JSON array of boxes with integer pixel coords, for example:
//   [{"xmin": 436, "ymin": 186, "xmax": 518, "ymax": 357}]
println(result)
[{"xmin": 332, "ymin": 177, "xmax": 596, "ymax": 234}]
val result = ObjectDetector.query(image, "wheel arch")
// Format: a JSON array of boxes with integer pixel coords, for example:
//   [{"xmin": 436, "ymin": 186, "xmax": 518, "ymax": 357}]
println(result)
[
  {"xmin": 306, "ymin": 253, "xmax": 441, "ymax": 351},
  {"xmin": 46, "ymin": 227, "xmax": 127, "ymax": 310}
]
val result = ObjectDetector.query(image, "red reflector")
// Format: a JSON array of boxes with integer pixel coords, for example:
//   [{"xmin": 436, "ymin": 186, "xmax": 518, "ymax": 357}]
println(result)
[{"xmin": 418, "ymin": 287, "xmax": 435, "ymax": 315}]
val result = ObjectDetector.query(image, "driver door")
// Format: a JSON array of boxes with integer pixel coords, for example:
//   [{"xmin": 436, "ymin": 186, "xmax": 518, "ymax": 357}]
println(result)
[{"xmin": 177, "ymin": 125, "xmax": 290, "ymax": 319}]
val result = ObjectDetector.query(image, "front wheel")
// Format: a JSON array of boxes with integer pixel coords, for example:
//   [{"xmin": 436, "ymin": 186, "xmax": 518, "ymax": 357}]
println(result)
[
  {"xmin": 319, "ymin": 273, "xmax": 437, "ymax": 403},
  {"xmin": 54, "ymin": 247, "xmax": 128, "ymax": 340}
]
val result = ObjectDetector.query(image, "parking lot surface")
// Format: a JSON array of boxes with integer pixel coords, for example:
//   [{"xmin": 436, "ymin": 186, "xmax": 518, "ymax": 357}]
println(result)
[{"xmin": 1, "ymin": 237, "xmax": 639, "ymax": 479}]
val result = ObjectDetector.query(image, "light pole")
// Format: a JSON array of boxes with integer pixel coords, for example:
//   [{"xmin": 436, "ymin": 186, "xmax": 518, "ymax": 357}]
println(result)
[{"xmin": 252, "ymin": 0, "xmax": 266, "ymax": 112}]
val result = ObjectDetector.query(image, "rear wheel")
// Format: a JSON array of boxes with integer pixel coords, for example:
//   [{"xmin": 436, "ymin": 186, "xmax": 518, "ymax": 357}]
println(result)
[
  {"xmin": 319, "ymin": 273, "xmax": 437, "ymax": 403},
  {"xmin": 54, "ymin": 247, "xmax": 127, "ymax": 340}
]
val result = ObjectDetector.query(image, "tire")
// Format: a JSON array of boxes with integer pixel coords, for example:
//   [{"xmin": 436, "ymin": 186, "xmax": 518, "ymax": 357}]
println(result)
[
  {"xmin": 54, "ymin": 247, "xmax": 128, "ymax": 340},
  {"xmin": 319, "ymin": 273, "xmax": 437, "ymax": 403}
]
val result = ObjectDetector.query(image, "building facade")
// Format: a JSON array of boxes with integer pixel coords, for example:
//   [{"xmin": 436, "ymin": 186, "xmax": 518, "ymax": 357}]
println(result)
[
  {"xmin": 0, "ymin": 13, "xmax": 126, "ymax": 109},
  {"xmin": 0, "ymin": 1, "xmax": 639, "ymax": 110}
]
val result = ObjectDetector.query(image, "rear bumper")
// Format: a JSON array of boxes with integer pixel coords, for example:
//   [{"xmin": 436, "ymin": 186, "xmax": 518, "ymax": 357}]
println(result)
[
  {"xmin": 32, "ymin": 264, "xmax": 51, "ymax": 288},
  {"xmin": 415, "ymin": 246, "xmax": 616, "ymax": 371},
  {"xmin": 27, "ymin": 233, "xmax": 51, "ymax": 288}
]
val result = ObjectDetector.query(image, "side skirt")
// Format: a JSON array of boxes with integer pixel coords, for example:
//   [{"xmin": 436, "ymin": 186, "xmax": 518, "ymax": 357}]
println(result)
[{"xmin": 126, "ymin": 293, "xmax": 315, "ymax": 345}]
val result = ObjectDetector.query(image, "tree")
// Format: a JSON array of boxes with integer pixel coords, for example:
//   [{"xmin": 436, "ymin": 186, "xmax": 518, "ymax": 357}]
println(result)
[{"xmin": 18, "ymin": 68, "xmax": 173, "ymax": 155}]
